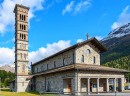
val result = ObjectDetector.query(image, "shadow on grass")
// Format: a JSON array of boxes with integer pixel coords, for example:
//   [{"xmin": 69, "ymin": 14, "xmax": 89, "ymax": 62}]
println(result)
[
  {"xmin": 26, "ymin": 91, "xmax": 39, "ymax": 95},
  {"xmin": 27, "ymin": 91, "xmax": 59, "ymax": 96},
  {"xmin": 1, "ymin": 88, "xmax": 10, "ymax": 92},
  {"xmin": 1, "ymin": 89, "xmax": 58, "ymax": 96}
]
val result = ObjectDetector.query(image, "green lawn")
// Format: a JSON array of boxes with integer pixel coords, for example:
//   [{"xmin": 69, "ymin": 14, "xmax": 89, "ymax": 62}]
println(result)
[{"xmin": 0, "ymin": 89, "xmax": 57, "ymax": 96}]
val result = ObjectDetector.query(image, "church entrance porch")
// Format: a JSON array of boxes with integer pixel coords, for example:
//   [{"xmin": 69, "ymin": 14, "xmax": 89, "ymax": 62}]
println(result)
[
  {"xmin": 63, "ymin": 79, "xmax": 72, "ymax": 94},
  {"xmin": 81, "ymin": 78, "xmax": 107, "ymax": 93},
  {"xmin": 77, "ymin": 77, "xmax": 124, "ymax": 95}
]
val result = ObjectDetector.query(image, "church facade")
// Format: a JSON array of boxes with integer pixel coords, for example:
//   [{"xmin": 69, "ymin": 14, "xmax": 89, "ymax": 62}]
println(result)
[{"xmin": 10, "ymin": 4, "xmax": 129, "ymax": 95}]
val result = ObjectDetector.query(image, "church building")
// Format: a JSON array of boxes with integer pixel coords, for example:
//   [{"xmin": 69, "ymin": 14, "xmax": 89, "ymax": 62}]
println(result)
[
  {"xmin": 31, "ymin": 37, "xmax": 128, "ymax": 95},
  {"xmin": 10, "ymin": 4, "xmax": 129, "ymax": 95}
]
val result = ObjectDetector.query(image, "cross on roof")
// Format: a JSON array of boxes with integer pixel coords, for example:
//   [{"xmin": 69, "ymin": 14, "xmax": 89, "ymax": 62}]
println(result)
[{"xmin": 86, "ymin": 33, "xmax": 89, "ymax": 40}]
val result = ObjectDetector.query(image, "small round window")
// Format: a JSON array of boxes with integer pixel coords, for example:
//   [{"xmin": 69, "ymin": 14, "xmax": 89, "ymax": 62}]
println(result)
[{"xmin": 86, "ymin": 49, "xmax": 91, "ymax": 55}]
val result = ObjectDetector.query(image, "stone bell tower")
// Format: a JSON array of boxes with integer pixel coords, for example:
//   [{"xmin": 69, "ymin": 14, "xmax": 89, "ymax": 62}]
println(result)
[{"xmin": 14, "ymin": 4, "xmax": 30, "ymax": 92}]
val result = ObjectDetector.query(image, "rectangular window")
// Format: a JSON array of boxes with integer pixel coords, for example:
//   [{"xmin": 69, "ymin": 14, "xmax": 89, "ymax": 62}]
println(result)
[
  {"xmin": 22, "ymin": 82, "xmax": 24, "ymax": 86},
  {"xmin": 54, "ymin": 61, "xmax": 56, "ymax": 68},
  {"xmin": 47, "ymin": 64, "xmax": 48, "ymax": 70},
  {"xmin": 93, "ymin": 84, "xmax": 97, "ymax": 88},
  {"xmin": 63, "ymin": 58, "xmax": 65, "ymax": 66},
  {"xmin": 37, "ymin": 68, "xmax": 38, "ymax": 73}
]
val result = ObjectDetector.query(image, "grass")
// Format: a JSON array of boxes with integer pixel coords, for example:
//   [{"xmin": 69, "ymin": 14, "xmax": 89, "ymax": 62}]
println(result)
[{"xmin": 0, "ymin": 89, "xmax": 57, "ymax": 96}]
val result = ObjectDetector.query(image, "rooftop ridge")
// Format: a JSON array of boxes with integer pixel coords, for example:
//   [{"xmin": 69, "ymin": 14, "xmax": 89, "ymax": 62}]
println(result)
[{"xmin": 32, "ymin": 37, "xmax": 107, "ymax": 66}]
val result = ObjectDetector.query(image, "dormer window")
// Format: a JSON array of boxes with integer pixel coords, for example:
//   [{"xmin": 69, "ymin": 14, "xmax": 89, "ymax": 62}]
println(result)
[{"xmin": 86, "ymin": 49, "xmax": 91, "ymax": 55}]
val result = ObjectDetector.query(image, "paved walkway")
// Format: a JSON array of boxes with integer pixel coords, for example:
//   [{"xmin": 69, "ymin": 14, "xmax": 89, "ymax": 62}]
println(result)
[
  {"xmin": 58, "ymin": 92, "xmax": 130, "ymax": 96},
  {"xmin": 81, "ymin": 92, "xmax": 130, "ymax": 96}
]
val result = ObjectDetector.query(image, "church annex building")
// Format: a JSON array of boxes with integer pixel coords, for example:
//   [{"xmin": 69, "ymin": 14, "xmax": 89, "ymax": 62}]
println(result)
[{"xmin": 10, "ymin": 4, "xmax": 129, "ymax": 95}]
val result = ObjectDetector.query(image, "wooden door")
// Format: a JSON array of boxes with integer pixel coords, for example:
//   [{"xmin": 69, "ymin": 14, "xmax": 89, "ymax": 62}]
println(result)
[
  {"xmin": 103, "ymin": 83, "xmax": 106, "ymax": 91},
  {"xmin": 68, "ymin": 83, "xmax": 72, "ymax": 93}
]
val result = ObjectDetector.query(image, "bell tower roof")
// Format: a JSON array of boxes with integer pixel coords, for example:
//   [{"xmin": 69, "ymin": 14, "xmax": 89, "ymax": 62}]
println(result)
[{"xmin": 14, "ymin": 4, "xmax": 29, "ymax": 13}]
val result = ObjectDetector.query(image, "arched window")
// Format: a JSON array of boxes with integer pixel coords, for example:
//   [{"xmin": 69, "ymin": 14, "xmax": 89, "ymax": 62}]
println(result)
[
  {"xmin": 24, "ymin": 34, "xmax": 26, "ymax": 40},
  {"xmin": 81, "ymin": 55, "xmax": 84, "ymax": 63},
  {"xmin": 20, "ymin": 24, "xmax": 21, "ymax": 30},
  {"xmin": 63, "ymin": 58, "xmax": 65, "ymax": 66},
  {"xmin": 20, "ymin": 53, "xmax": 22, "ymax": 59},
  {"xmin": 22, "ymin": 65, "xmax": 25, "ymax": 72},
  {"xmin": 54, "ymin": 61, "xmax": 56, "ymax": 68},
  {"xmin": 22, "ymin": 15, "xmax": 23, "ymax": 20},
  {"xmin": 92, "ymin": 56, "xmax": 96, "ymax": 64},
  {"xmin": 20, "ymin": 14, "xmax": 22, "ymax": 20},
  {"xmin": 20, "ymin": 33, "xmax": 21, "ymax": 39},
  {"xmin": 24, "ymin": 15, "xmax": 26, "ymax": 21},
  {"xmin": 24, "ymin": 54, "xmax": 26, "ymax": 59},
  {"xmin": 24, "ymin": 25, "xmax": 26, "ymax": 30},
  {"xmin": 22, "ymin": 25, "xmax": 23, "ymax": 30},
  {"xmin": 86, "ymin": 49, "xmax": 91, "ymax": 55},
  {"xmin": 23, "ymin": 44, "xmax": 26, "ymax": 49},
  {"xmin": 22, "ymin": 34, "xmax": 23, "ymax": 39}
]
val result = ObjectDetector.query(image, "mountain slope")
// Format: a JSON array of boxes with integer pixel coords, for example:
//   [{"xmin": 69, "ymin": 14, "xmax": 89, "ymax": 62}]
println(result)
[
  {"xmin": 101, "ymin": 23, "xmax": 130, "ymax": 65},
  {"xmin": 100, "ymin": 23, "xmax": 130, "ymax": 79},
  {"xmin": 0, "ymin": 64, "xmax": 15, "ymax": 73},
  {"xmin": 102, "ymin": 23, "xmax": 130, "ymax": 41}
]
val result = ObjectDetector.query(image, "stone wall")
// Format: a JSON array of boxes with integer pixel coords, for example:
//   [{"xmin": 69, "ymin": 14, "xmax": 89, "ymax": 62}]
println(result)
[
  {"xmin": 34, "ymin": 71, "xmax": 75, "ymax": 93},
  {"xmin": 33, "ymin": 49, "xmax": 75, "ymax": 74},
  {"xmin": 75, "ymin": 42, "xmax": 100, "ymax": 65},
  {"xmin": 32, "ymin": 42, "xmax": 102, "ymax": 74},
  {"xmin": 15, "ymin": 76, "xmax": 30, "ymax": 92}
]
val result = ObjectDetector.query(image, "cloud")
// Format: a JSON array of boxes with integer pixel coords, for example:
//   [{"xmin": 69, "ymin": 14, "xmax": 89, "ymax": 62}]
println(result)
[
  {"xmin": 95, "ymin": 36, "xmax": 103, "ymax": 40},
  {"xmin": 0, "ymin": 40, "xmax": 71, "ymax": 66},
  {"xmin": 29, "ymin": 40, "xmax": 71, "ymax": 64},
  {"xmin": 77, "ymin": 39, "xmax": 84, "ymax": 43},
  {"xmin": 0, "ymin": 47, "xmax": 14, "ymax": 66},
  {"xmin": 111, "ymin": 5, "xmax": 130, "ymax": 30},
  {"xmin": 74, "ymin": 0, "xmax": 91, "ymax": 14},
  {"xmin": 62, "ymin": 1, "xmax": 74, "ymax": 15},
  {"xmin": 62, "ymin": 0, "xmax": 91, "ymax": 15},
  {"xmin": 0, "ymin": 0, "xmax": 44, "ymax": 34}
]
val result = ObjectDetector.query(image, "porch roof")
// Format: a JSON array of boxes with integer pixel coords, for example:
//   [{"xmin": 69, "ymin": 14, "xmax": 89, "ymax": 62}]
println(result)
[{"xmin": 32, "ymin": 63, "xmax": 129, "ymax": 77}]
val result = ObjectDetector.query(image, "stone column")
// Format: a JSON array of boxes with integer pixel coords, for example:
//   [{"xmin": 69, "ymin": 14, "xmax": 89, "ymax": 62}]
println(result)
[
  {"xmin": 71, "ymin": 78, "xmax": 75, "ymax": 95},
  {"xmin": 97, "ymin": 78, "xmax": 99, "ymax": 93},
  {"xmin": 75, "ymin": 77, "xmax": 81, "ymax": 96},
  {"xmin": 121, "ymin": 78, "xmax": 124, "ymax": 92},
  {"xmin": 106, "ymin": 78, "xmax": 109, "ymax": 92},
  {"xmin": 114, "ymin": 78, "xmax": 116, "ymax": 92},
  {"xmin": 87, "ymin": 78, "xmax": 90, "ymax": 95}
]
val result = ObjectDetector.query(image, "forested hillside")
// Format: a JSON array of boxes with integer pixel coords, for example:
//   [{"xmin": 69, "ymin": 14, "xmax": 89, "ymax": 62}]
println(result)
[
  {"xmin": 0, "ymin": 70, "xmax": 15, "ymax": 87},
  {"xmin": 101, "ymin": 23, "xmax": 130, "ymax": 78}
]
